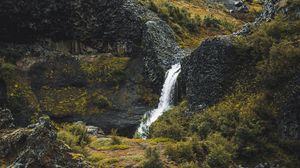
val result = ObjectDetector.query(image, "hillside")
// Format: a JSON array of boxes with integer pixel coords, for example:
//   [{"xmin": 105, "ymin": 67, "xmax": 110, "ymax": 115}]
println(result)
[{"xmin": 0, "ymin": 0, "xmax": 299, "ymax": 167}]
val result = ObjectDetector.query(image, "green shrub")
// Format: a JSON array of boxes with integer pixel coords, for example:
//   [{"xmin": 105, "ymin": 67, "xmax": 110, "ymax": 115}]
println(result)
[
  {"xmin": 58, "ymin": 122, "xmax": 90, "ymax": 148},
  {"xmin": 165, "ymin": 136, "xmax": 207, "ymax": 164},
  {"xmin": 179, "ymin": 161, "xmax": 198, "ymax": 168},
  {"xmin": 0, "ymin": 58, "xmax": 16, "ymax": 79},
  {"xmin": 203, "ymin": 15, "xmax": 221, "ymax": 28},
  {"xmin": 146, "ymin": 1, "xmax": 201, "ymax": 34},
  {"xmin": 90, "ymin": 93, "xmax": 112, "ymax": 109},
  {"xmin": 204, "ymin": 133, "xmax": 236, "ymax": 168},
  {"xmin": 111, "ymin": 129, "xmax": 121, "ymax": 145},
  {"xmin": 143, "ymin": 147, "xmax": 164, "ymax": 168},
  {"xmin": 149, "ymin": 101, "xmax": 188, "ymax": 140}
]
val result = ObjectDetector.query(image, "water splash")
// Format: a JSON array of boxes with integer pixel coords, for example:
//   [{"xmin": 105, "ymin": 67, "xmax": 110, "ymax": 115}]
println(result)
[{"xmin": 137, "ymin": 63, "xmax": 181, "ymax": 139}]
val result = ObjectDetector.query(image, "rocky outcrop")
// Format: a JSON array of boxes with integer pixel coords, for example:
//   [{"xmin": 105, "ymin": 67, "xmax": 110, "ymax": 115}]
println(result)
[
  {"xmin": 0, "ymin": 79, "xmax": 6, "ymax": 106},
  {"xmin": 280, "ymin": 75, "xmax": 300, "ymax": 140},
  {"xmin": 236, "ymin": 0, "xmax": 281, "ymax": 35},
  {"xmin": 0, "ymin": 108, "xmax": 14, "ymax": 129},
  {"xmin": 142, "ymin": 20, "xmax": 184, "ymax": 87},
  {"xmin": 0, "ymin": 116, "xmax": 89, "ymax": 167},
  {"xmin": 0, "ymin": 0, "xmax": 184, "ymax": 87},
  {"xmin": 181, "ymin": 36, "xmax": 239, "ymax": 111},
  {"xmin": 0, "ymin": 0, "xmax": 185, "ymax": 135}
]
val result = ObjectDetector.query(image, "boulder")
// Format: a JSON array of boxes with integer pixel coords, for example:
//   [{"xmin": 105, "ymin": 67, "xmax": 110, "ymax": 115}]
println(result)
[
  {"xmin": 0, "ymin": 117, "xmax": 89, "ymax": 167},
  {"xmin": 181, "ymin": 36, "xmax": 238, "ymax": 111}
]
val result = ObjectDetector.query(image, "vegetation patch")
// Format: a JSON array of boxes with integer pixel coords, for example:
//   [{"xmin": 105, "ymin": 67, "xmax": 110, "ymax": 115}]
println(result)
[
  {"xmin": 139, "ymin": 0, "xmax": 243, "ymax": 48},
  {"xmin": 80, "ymin": 56, "xmax": 129, "ymax": 86},
  {"xmin": 149, "ymin": 16, "xmax": 300, "ymax": 167}
]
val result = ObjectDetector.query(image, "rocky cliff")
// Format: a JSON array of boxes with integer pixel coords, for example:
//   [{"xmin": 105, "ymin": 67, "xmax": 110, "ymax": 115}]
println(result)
[
  {"xmin": 0, "ymin": 0, "xmax": 184, "ymax": 135},
  {"xmin": 180, "ymin": 0, "xmax": 300, "ymax": 141}
]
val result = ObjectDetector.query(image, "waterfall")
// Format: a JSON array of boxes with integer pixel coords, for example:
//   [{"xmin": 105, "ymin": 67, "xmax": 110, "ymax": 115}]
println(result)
[{"xmin": 137, "ymin": 63, "xmax": 181, "ymax": 138}]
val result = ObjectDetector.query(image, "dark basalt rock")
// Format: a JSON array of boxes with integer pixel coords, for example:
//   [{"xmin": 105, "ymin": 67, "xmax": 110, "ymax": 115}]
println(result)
[
  {"xmin": 181, "ymin": 36, "xmax": 238, "ymax": 111},
  {"xmin": 0, "ymin": 108, "xmax": 15, "ymax": 129},
  {"xmin": 235, "ymin": 0, "xmax": 280, "ymax": 35},
  {"xmin": 142, "ymin": 20, "xmax": 184, "ymax": 88},
  {"xmin": 0, "ymin": 0, "xmax": 185, "ymax": 135},
  {"xmin": 0, "ymin": 79, "xmax": 6, "ymax": 106},
  {"xmin": 280, "ymin": 75, "xmax": 300, "ymax": 140},
  {"xmin": 0, "ymin": 117, "xmax": 89, "ymax": 168},
  {"xmin": 0, "ymin": 0, "xmax": 184, "ymax": 90}
]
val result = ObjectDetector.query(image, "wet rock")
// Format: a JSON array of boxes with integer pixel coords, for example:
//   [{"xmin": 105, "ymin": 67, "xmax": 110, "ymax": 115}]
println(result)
[
  {"xmin": 0, "ymin": 108, "xmax": 15, "ymax": 129},
  {"xmin": 0, "ymin": 117, "xmax": 89, "ymax": 167},
  {"xmin": 142, "ymin": 20, "xmax": 185, "ymax": 88}
]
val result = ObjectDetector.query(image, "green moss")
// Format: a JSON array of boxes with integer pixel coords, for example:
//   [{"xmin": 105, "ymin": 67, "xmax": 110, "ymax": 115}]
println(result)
[
  {"xmin": 80, "ymin": 56, "xmax": 129, "ymax": 86},
  {"xmin": 90, "ymin": 92, "xmax": 112, "ymax": 109},
  {"xmin": 39, "ymin": 86, "xmax": 112, "ymax": 116},
  {"xmin": 40, "ymin": 86, "xmax": 88, "ymax": 116}
]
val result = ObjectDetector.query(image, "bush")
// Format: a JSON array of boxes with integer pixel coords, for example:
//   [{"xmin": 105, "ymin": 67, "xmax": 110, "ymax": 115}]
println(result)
[
  {"xmin": 165, "ymin": 136, "xmax": 207, "ymax": 164},
  {"xmin": 58, "ymin": 122, "xmax": 90, "ymax": 147},
  {"xmin": 143, "ymin": 147, "xmax": 164, "ymax": 168},
  {"xmin": 203, "ymin": 15, "xmax": 221, "ymax": 28},
  {"xmin": 90, "ymin": 93, "xmax": 112, "ymax": 109},
  {"xmin": 146, "ymin": 1, "xmax": 201, "ymax": 34},
  {"xmin": 204, "ymin": 133, "xmax": 236, "ymax": 168},
  {"xmin": 149, "ymin": 101, "xmax": 188, "ymax": 140},
  {"xmin": 111, "ymin": 129, "xmax": 121, "ymax": 145}
]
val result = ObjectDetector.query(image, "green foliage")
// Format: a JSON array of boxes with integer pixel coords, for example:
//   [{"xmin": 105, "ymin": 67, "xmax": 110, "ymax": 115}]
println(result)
[
  {"xmin": 90, "ymin": 93, "xmax": 112, "ymax": 109},
  {"xmin": 58, "ymin": 122, "xmax": 90, "ymax": 148},
  {"xmin": 80, "ymin": 56, "xmax": 129, "ymax": 86},
  {"xmin": 40, "ymin": 86, "xmax": 112, "ymax": 116},
  {"xmin": 111, "ymin": 129, "xmax": 121, "ymax": 145},
  {"xmin": 40, "ymin": 86, "xmax": 88, "ymax": 116},
  {"xmin": 150, "ymin": 16, "xmax": 300, "ymax": 167},
  {"xmin": 146, "ymin": 0, "xmax": 201, "ymax": 34},
  {"xmin": 204, "ymin": 133, "xmax": 236, "ymax": 168},
  {"xmin": 149, "ymin": 101, "xmax": 188, "ymax": 140},
  {"xmin": 203, "ymin": 15, "xmax": 221, "ymax": 28},
  {"xmin": 143, "ymin": 147, "xmax": 164, "ymax": 168},
  {"xmin": 0, "ymin": 58, "xmax": 16, "ymax": 80},
  {"xmin": 165, "ymin": 137, "xmax": 206, "ymax": 164}
]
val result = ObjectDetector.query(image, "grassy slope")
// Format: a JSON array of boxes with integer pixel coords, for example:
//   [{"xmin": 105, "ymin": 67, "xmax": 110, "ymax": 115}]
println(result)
[
  {"xmin": 149, "ymin": 13, "xmax": 300, "ymax": 167},
  {"xmin": 139, "ymin": 0, "xmax": 262, "ymax": 48}
]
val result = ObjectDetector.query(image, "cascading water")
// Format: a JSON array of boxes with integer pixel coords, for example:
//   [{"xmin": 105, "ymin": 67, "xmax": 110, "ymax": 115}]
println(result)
[{"xmin": 137, "ymin": 63, "xmax": 181, "ymax": 138}]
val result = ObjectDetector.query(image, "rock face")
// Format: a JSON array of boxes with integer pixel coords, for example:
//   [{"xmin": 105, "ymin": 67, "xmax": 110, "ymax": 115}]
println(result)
[
  {"xmin": 0, "ymin": 0, "xmax": 184, "ymax": 135},
  {"xmin": 0, "ymin": 0, "xmax": 184, "ymax": 87},
  {"xmin": 0, "ymin": 79, "xmax": 6, "ymax": 106},
  {"xmin": 142, "ymin": 20, "xmax": 184, "ymax": 87},
  {"xmin": 236, "ymin": 0, "xmax": 279, "ymax": 35},
  {"xmin": 181, "ymin": 36, "xmax": 238, "ymax": 111},
  {"xmin": 0, "ymin": 108, "xmax": 14, "ymax": 129},
  {"xmin": 280, "ymin": 75, "xmax": 300, "ymax": 140},
  {"xmin": 0, "ymin": 116, "xmax": 89, "ymax": 167}
]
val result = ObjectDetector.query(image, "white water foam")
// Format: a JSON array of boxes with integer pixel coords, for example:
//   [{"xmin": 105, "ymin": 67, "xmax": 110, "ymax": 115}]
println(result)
[{"xmin": 137, "ymin": 63, "xmax": 181, "ymax": 138}]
